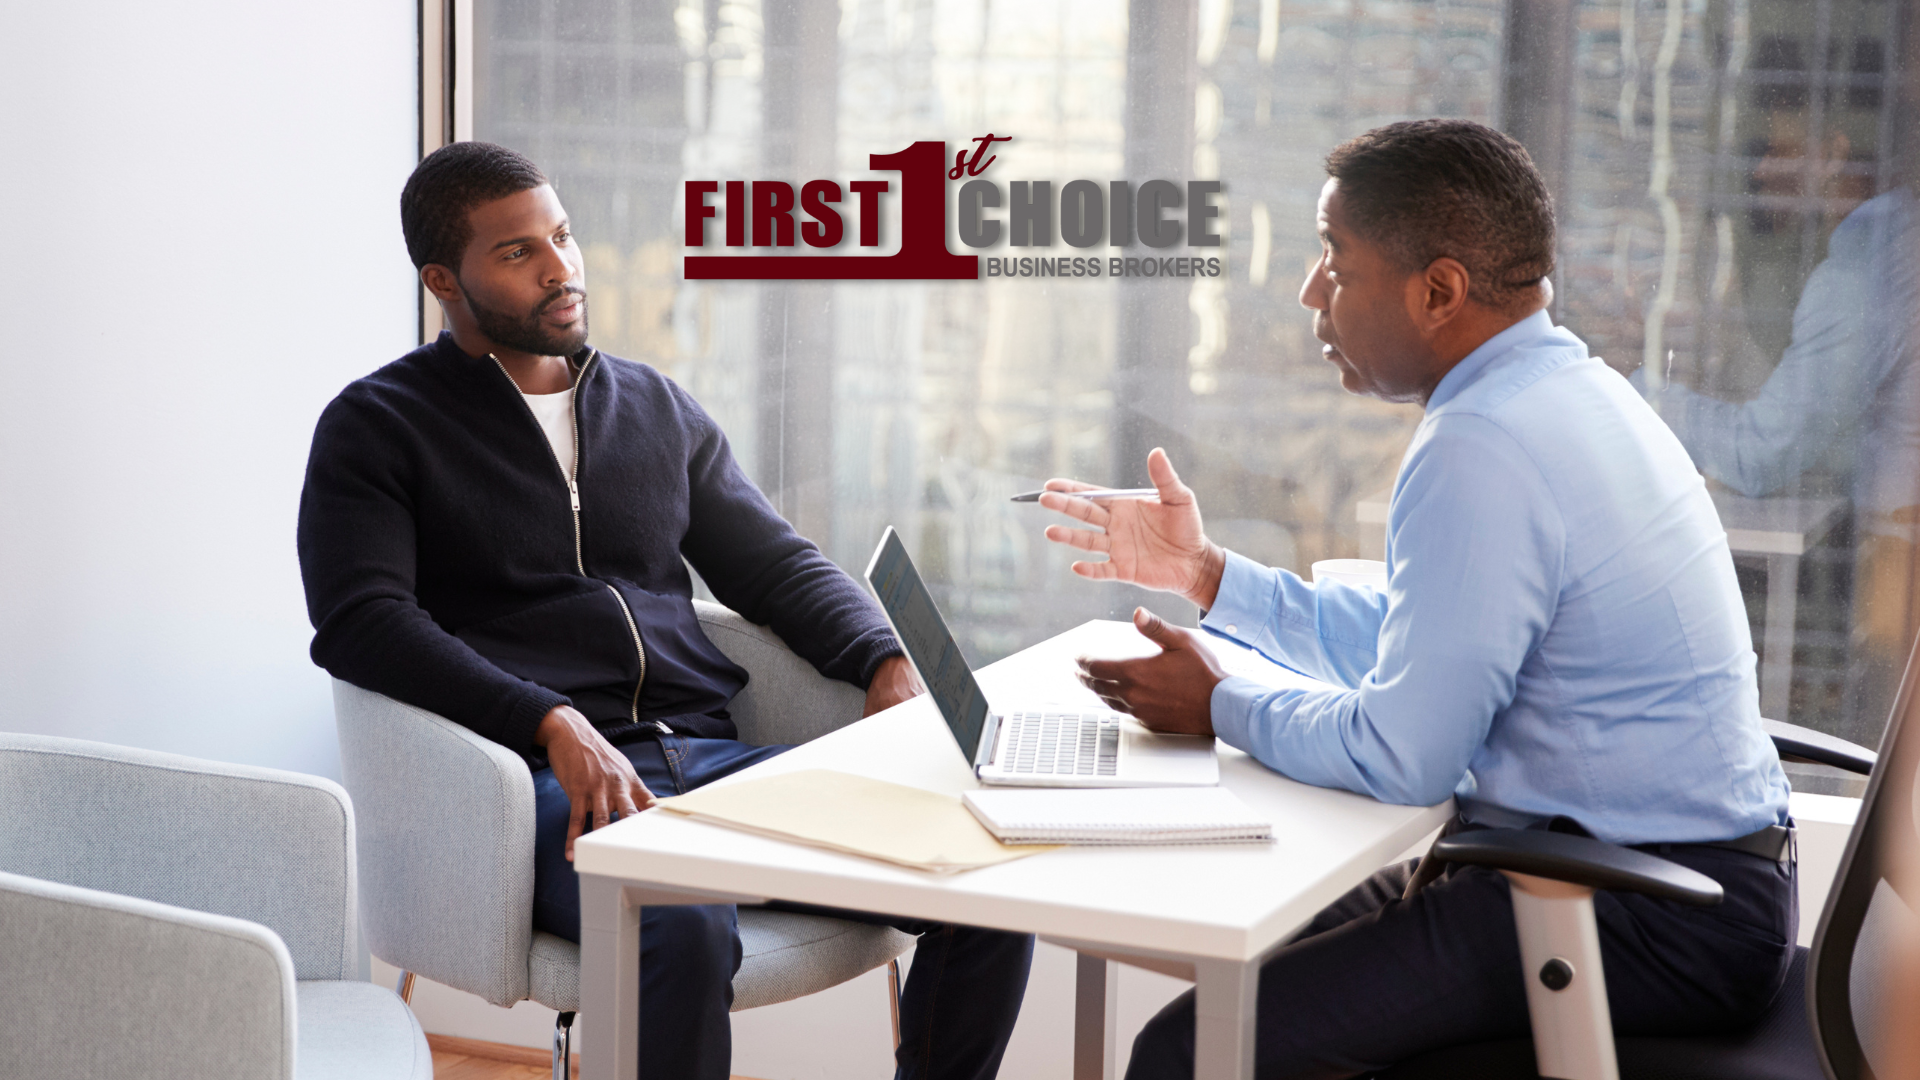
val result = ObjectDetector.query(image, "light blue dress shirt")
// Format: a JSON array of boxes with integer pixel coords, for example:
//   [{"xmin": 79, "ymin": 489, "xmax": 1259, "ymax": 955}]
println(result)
[
  {"xmin": 1203, "ymin": 310, "xmax": 1791, "ymax": 845},
  {"xmin": 1648, "ymin": 188, "xmax": 1920, "ymax": 538}
]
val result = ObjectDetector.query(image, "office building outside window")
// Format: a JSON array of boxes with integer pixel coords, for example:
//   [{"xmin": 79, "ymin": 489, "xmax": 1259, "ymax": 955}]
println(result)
[{"xmin": 462, "ymin": 0, "xmax": 1919, "ymax": 769}]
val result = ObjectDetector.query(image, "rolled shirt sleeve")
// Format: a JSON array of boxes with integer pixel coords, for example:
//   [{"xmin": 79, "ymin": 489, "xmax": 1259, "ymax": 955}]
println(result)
[{"xmin": 1201, "ymin": 415, "xmax": 1564, "ymax": 807}]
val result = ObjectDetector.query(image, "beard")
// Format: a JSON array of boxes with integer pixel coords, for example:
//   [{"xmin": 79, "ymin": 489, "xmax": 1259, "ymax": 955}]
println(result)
[{"xmin": 461, "ymin": 280, "xmax": 590, "ymax": 357}]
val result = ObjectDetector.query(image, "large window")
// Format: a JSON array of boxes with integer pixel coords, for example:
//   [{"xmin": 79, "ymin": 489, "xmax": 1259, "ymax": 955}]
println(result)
[{"xmin": 457, "ymin": 0, "xmax": 1918, "ymax": 765}]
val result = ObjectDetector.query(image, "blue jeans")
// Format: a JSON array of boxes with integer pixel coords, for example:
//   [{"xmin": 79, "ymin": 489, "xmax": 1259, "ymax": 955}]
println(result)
[{"xmin": 533, "ymin": 734, "xmax": 1035, "ymax": 1080}]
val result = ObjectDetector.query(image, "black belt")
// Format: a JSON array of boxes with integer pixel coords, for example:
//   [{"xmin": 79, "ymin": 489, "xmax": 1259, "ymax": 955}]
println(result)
[
  {"xmin": 1701, "ymin": 823, "xmax": 1795, "ymax": 862},
  {"xmin": 1634, "ymin": 822, "xmax": 1796, "ymax": 864}
]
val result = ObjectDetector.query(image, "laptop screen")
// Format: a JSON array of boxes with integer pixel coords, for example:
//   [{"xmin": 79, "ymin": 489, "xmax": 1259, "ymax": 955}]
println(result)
[{"xmin": 864, "ymin": 527, "xmax": 991, "ymax": 760}]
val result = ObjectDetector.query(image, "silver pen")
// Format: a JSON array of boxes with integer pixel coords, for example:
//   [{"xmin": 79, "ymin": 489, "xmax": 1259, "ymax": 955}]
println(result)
[{"xmin": 1009, "ymin": 487, "xmax": 1160, "ymax": 502}]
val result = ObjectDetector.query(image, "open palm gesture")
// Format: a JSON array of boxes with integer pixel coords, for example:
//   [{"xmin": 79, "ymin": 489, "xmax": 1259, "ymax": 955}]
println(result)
[{"xmin": 1039, "ymin": 448, "xmax": 1226, "ymax": 609}]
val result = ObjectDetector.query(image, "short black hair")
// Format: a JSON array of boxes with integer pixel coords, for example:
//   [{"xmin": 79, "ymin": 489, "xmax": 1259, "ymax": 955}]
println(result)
[
  {"xmin": 1325, "ymin": 119, "xmax": 1555, "ymax": 313},
  {"xmin": 400, "ymin": 141, "xmax": 549, "ymax": 271}
]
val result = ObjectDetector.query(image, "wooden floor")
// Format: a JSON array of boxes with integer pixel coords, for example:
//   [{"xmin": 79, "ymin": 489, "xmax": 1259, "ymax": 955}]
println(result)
[{"xmin": 426, "ymin": 1034, "xmax": 762, "ymax": 1080}]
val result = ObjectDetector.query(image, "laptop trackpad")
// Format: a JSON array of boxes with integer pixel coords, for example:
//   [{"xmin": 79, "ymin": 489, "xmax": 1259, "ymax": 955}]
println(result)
[{"xmin": 1125, "ymin": 723, "xmax": 1221, "ymax": 784}]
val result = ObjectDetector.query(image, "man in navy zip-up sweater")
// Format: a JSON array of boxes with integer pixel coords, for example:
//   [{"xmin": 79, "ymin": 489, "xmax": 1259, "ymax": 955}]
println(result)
[{"xmin": 298, "ymin": 142, "xmax": 1031, "ymax": 1080}]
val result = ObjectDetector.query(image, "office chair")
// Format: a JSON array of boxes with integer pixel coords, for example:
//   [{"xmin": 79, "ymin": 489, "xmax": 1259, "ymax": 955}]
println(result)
[
  {"xmin": 1377, "ymin": 655, "xmax": 1912, "ymax": 1080},
  {"xmin": 0, "ymin": 734, "xmax": 429, "ymax": 1079},
  {"xmin": 335, "ymin": 599, "xmax": 914, "ymax": 1080}
]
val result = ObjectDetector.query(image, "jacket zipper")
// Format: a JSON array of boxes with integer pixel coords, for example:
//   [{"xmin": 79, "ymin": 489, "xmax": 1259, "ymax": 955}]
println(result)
[
  {"xmin": 607, "ymin": 585, "xmax": 650, "ymax": 728},
  {"xmin": 491, "ymin": 351, "xmax": 648, "ymax": 726}
]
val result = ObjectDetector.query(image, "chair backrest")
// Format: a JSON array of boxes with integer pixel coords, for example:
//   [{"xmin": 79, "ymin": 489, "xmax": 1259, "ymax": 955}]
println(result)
[
  {"xmin": 1809, "ymin": 637, "xmax": 1920, "ymax": 1079},
  {"xmin": 693, "ymin": 600, "xmax": 867, "ymax": 745},
  {"xmin": 0, "ymin": 733, "xmax": 358, "ymax": 980},
  {"xmin": 333, "ymin": 680, "xmax": 538, "ymax": 1007}
]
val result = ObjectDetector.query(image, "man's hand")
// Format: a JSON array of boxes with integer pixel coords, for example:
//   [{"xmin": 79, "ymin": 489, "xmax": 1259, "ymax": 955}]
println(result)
[
  {"xmin": 534, "ymin": 705, "xmax": 655, "ymax": 861},
  {"xmin": 1039, "ymin": 447, "xmax": 1227, "ymax": 610},
  {"xmin": 864, "ymin": 654, "xmax": 926, "ymax": 717},
  {"xmin": 1076, "ymin": 609, "xmax": 1228, "ymax": 737}
]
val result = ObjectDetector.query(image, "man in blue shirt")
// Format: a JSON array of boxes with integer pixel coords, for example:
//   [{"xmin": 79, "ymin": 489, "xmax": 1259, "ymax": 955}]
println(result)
[{"xmin": 1042, "ymin": 120, "xmax": 1795, "ymax": 1077}]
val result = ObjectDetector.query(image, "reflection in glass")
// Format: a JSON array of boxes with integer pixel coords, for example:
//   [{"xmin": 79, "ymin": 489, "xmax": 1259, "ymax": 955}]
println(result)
[
  {"xmin": 471, "ymin": 0, "xmax": 1917, "ymax": 752},
  {"xmin": 1600, "ymin": 0, "xmax": 1917, "ymax": 749}
]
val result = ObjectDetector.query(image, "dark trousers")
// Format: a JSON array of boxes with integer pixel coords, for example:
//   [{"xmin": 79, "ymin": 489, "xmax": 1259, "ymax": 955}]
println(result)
[
  {"xmin": 532, "ymin": 734, "xmax": 1035, "ymax": 1080},
  {"xmin": 1125, "ymin": 842, "xmax": 1797, "ymax": 1079}
]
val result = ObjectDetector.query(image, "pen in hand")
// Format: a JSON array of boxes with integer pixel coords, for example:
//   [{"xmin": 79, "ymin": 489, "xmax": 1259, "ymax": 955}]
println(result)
[{"xmin": 1009, "ymin": 487, "xmax": 1161, "ymax": 503}]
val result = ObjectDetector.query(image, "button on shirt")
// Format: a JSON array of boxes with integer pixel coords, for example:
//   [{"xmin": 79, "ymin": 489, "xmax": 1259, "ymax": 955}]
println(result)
[{"xmin": 1202, "ymin": 310, "xmax": 1790, "ymax": 845}]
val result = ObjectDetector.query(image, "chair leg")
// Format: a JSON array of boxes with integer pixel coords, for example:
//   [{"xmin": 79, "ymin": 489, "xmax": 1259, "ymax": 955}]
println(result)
[
  {"xmin": 887, "ymin": 958, "xmax": 904, "ymax": 1050},
  {"xmin": 394, "ymin": 970, "xmax": 417, "ymax": 1005},
  {"xmin": 553, "ymin": 1010, "xmax": 575, "ymax": 1080},
  {"xmin": 1503, "ymin": 872, "xmax": 1618, "ymax": 1080}
]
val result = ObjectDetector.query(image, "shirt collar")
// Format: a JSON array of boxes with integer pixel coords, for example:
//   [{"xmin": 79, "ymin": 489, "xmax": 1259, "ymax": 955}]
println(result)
[{"xmin": 1425, "ymin": 308, "xmax": 1558, "ymax": 411}]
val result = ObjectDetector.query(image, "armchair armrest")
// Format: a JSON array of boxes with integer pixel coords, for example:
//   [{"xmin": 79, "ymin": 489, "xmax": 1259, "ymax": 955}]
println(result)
[
  {"xmin": 0, "ymin": 733, "xmax": 356, "ymax": 980},
  {"xmin": 1431, "ymin": 829, "xmax": 1723, "ymax": 906},
  {"xmin": 1433, "ymin": 828, "xmax": 1722, "ymax": 1079},
  {"xmin": 333, "ymin": 680, "xmax": 536, "ymax": 1006},
  {"xmin": 0, "ymin": 868, "xmax": 296, "ymax": 1080},
  {"xmin": 695, "ymin": 600, "xmax": 866, "ymax": 746},
  {"xmin": 1762, "ymin": 718, "xmax": 1877, "ymax": 776}
]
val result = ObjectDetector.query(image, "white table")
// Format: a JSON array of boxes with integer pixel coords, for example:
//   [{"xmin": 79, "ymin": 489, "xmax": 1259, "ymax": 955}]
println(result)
[
  {"xmin": 1357, "ymin": 487, "xmax": 1845, "ymax": 721},
  {"xmin": 575, "ymin": 620, "xmax": 1453, "ymax": 1080}
]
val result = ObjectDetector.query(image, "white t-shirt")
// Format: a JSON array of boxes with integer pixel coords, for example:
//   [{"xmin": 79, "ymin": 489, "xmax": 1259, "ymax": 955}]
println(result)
[{"xmin": 521, "ymin": 389, "xmax": 576, "ymax": 478}]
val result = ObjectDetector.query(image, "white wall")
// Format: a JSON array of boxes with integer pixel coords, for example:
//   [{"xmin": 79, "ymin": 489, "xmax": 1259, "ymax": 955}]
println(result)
[{"xmin": 0, "ymin": 0, "xmax": 420, "ymax": 778}]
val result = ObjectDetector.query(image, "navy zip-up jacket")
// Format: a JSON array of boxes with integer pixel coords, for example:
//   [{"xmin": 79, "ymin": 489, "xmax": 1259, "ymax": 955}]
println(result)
[{"xmin": 297, "ymin": 332, "xmax": 899, "ymax": 759}]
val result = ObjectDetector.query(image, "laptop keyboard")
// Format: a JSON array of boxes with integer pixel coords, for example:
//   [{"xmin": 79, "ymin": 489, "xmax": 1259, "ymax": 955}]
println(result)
[{"xmin": 1000, "ymin": 711, "xmax": 1121, "ymax": 776}]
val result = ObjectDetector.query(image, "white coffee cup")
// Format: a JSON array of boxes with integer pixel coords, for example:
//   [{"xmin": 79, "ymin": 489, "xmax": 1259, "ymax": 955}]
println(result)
[{"xmin": 1310, "ymin": 559, "xmax": 1389, "ymax": 590}]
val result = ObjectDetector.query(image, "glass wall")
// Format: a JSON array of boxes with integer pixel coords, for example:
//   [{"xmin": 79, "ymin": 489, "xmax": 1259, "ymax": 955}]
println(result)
[{"xmin": 470, "ymin": 0, "xmax": 1918, "ymax": 759}]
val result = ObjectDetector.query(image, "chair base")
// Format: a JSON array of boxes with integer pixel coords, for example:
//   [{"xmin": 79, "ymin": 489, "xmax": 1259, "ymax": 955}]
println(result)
[
  {"xmin": 887, "ymin": 958, "xmax": 903, "ymax": 1049},
  {"xmin": 554, "ymin": 1010, "xmax": 575, "ymax": 1080}
]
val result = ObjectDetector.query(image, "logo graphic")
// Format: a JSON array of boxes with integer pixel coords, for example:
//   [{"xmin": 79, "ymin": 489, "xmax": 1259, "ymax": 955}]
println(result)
[{"xmin": 683, "ymin": 136, "xmax": 1224, "ymax": 281}]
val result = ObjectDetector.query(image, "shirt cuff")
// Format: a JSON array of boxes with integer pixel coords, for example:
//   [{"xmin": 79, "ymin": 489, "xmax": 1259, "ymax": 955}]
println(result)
[
  {"xmin": 1200, "ymin": 549, "xmax": 1277, "ymax": 645},
  {"xmin": 1209, "ymin": 675, "xmax": 1267, "ymax": 755}
]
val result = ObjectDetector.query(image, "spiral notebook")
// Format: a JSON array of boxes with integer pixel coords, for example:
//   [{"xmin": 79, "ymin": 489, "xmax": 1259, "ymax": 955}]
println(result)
[{"xmin": 961, "ymin": 786, "xmax": 1274, "ymax": 846}]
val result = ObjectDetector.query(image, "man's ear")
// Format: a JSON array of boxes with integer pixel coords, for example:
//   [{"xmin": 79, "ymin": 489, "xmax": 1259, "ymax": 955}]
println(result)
[
  {"xmin": 1409, "ymin": 256, "xmax": 1472, "ymax": 332},
  {"xmin": 420, "ymin": 263, "xmax": 463, "ymax": 305}
]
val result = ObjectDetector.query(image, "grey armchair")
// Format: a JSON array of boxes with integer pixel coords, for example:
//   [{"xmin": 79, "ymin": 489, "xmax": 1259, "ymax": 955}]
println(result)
[
  {"xmin": 334, "ymin": 599, "xmax": 914, "ymax": 1079},
  {"xmin": 0, "ymin": 733, "xmax": 429, "ymax": 1080}
]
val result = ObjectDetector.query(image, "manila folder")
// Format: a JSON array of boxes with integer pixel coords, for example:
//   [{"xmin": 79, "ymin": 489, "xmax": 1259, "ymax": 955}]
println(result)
[{"xmin": 653, "ymin": 769, "xmax": 1057, "ymax": 874}]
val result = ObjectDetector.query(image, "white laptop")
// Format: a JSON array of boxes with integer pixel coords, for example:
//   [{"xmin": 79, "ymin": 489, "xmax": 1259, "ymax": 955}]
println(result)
[{"xmin": 864, "ymin": 527, "xmax": 1219, "ymax": 788}]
